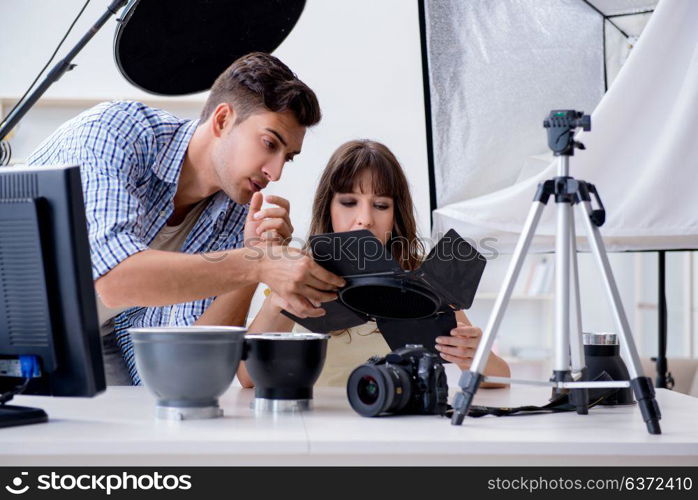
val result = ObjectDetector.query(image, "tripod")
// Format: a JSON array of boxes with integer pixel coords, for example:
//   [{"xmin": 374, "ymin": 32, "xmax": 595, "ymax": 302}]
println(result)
[{"xmin": 450, "ymin": 110, "xmax": 662, "ymax": 435}]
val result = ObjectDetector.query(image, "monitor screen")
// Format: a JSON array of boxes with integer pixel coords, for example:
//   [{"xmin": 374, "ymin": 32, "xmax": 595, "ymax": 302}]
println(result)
[{"xmin": 0, "ymin": 165, "xmax": 105, "ymax": 402}]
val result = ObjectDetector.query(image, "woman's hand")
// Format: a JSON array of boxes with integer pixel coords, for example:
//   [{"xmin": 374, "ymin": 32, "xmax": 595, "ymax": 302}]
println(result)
[{"xmin": 435, "ymin": 321, "xmax": 482, "ymax": 371}]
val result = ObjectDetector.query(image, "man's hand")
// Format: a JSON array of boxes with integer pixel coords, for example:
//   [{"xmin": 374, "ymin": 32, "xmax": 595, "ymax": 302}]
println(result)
[
  {"xmin": 435, "ymin": 321, "xmax": 483, "ymax": 370},
  {"xmin": 244, "ymin": 192, "xmax": 293, "ymax": 246},
  {"xmin": 258, "ymin": 245, "xmax": 345, "ymax": 318}
]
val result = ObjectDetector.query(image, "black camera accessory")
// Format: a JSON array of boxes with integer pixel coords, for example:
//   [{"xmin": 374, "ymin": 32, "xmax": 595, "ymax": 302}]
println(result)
[
  {"xmin": 582, "ymin": 332, "xmax": 635, "ymax": 405},
  {"xmin": 243, "ymin": 333, "xmax": 329, "ymax": 413},
  {"xmin": 346, "ymin": 345, "xmax": 448, "ymax": 417},
  {"xmin": 282, "ymin": 229, "xmax": 486, "ymax": 356}
]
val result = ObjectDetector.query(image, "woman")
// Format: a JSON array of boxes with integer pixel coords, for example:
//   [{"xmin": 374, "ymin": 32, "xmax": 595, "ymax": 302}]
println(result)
[{"xmin": 238, "ymin": 139, "xmax": 509, "ymax": 387}]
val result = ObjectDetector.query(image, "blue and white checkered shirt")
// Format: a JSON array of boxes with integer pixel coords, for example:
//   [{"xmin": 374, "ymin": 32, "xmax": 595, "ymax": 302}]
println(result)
[{"xmin": 29, "ymin": 101, "xmax": 249, "ymax": 382}]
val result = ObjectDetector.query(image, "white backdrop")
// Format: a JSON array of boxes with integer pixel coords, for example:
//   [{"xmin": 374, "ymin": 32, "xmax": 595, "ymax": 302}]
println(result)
[
  {"xmin": 424, "ymin": 0, "xmax": 605, "ymax": 206},
  {"xmin": 432, "ymin": 0, "xmax": 698, "ymax": 253}
]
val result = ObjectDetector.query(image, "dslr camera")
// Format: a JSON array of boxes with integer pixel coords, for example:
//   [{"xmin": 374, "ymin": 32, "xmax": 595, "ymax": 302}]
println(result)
[{"xmin": 347, "ymin": 344, "xmax": 448, "ymax": 417}]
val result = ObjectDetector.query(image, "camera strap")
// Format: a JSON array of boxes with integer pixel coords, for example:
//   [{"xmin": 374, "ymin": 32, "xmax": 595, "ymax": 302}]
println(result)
[{"xmin": 444, "ymin": 372, "xmax": 623, "ymax": 418}]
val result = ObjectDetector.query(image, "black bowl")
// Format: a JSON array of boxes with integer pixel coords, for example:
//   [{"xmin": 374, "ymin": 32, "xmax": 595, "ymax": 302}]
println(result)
[{"xmin": 243, "ymin": 333, "xmax": 329, "ymax": 402}]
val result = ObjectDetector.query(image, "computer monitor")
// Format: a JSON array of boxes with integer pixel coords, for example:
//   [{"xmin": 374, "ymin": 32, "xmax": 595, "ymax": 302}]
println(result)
[{"xmin": 0, "ymin": 164, "xmax": 105, "ymax": 428}]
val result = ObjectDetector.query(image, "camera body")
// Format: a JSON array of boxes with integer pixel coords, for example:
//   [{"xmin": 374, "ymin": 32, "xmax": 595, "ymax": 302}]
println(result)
[{"xmin": 347, "ymin": 344, "xmax": 449, "ymax": 417}]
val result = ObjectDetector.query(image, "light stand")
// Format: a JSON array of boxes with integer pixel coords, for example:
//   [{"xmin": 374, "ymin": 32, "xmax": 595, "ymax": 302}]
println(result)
[
  {"xmin": 0, "ymin": 0, "xmax": 128, "ymax": 144},
  {"xmin": 450, "ymin": 110, "xmax": 662, "ymax": 435}
]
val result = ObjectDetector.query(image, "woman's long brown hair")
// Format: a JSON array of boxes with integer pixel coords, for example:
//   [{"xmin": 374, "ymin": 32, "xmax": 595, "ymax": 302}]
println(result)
[{"xmin": 308, "ymin": 139, "xmax": 424, "ymax": 270}]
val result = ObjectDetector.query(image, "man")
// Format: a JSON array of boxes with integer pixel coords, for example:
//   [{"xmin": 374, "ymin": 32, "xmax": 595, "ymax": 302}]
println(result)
[{"xmin": 28, "ymin": 52, "xmax": 344, "ymax": 384}]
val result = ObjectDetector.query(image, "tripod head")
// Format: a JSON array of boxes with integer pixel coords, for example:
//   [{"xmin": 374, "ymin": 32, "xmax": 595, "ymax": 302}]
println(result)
[{"xmin": 543, "ymin": 110, "xmax": 591, "ymax": 156}]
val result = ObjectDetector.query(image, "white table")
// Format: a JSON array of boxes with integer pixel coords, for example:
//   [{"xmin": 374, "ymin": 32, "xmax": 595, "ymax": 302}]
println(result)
[{"xmin": 2, "ymin": 385, "xmax": 697, "ymax": 466}]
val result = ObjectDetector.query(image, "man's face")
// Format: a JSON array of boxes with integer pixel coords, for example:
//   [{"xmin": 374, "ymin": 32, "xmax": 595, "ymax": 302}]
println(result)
[{"xmin": 212, "ymin": 108, "xmax": 306, "ymax": 205}]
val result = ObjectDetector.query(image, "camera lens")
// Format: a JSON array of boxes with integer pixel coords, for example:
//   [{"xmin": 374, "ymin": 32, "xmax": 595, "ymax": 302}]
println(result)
[
  {"xmin": 347, "ymin": 364, "xmax": 412, "ymax": 417},
  {"xmin": 357, "ymin": 375, "xmax": 380, "ymax": 405}
]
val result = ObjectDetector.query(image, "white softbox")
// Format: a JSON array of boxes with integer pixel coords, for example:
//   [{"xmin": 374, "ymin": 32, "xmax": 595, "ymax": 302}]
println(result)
[{"xmin": 422, "ymin": 0, "xmax": 698, "ymax": 253}]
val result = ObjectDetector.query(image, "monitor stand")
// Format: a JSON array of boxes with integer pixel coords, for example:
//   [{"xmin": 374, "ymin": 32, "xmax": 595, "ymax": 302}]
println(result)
[{"xmin": 0, "ymin": 405, "xmax": 48, "ymax": 428}]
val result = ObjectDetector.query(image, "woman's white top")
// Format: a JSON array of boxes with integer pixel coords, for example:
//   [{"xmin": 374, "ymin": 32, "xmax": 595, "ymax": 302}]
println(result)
[{"xmin": 292, "ymin": 321, "xmax": 392, "ymax": 387}]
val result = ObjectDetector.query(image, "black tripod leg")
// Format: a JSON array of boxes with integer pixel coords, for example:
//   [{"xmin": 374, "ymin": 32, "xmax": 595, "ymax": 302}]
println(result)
[
  {"xmin": 570, "ymin": 387, "xmax": 589, "ymax": 415},
  {"xmin": 656, "ymin": 251, "xmax": 670, "ymax": 389},
  {"xmin": 631, "ymin": 377, "xmax": 662, "ymax": 435},
  {"xmin": 451, "ymin": 372, "xmax": 484, "ymax": 425},
  {"xmin": 550, "ymin": 371, "xmax": 587, "ymax": 415}
]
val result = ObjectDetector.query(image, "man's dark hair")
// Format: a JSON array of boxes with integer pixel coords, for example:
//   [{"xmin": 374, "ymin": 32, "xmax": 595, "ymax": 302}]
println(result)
[{"xmin": 200, "ymin": 52, "xmax": 321, "ymax": 127}]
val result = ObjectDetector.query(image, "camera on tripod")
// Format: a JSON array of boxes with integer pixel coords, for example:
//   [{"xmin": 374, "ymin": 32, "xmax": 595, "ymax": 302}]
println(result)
[{"xmin": 347, "ymin": 345, "xmax": 448, "ymax": 417}]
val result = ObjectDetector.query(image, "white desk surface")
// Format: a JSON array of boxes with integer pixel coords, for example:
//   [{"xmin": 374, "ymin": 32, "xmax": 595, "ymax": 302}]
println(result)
[{"xmin": 2, "ymin": 385, "xmax": 697, "ymax": 466}]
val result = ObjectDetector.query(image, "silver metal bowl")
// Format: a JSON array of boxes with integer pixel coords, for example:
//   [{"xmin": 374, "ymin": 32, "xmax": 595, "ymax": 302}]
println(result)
[{"xmin": 129, "ymin": 326, "xmax": 247, "ymax": 420}]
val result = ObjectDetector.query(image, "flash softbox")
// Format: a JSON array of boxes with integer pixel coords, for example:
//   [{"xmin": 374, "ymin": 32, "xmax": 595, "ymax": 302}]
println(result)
[{"xmin": 114, "ymin": 0, "xmax": 306, "ymax": 95}]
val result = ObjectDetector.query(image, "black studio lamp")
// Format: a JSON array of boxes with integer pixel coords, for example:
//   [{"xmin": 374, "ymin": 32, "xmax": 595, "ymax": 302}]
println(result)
[{"xmin": 114, "ymin": 0, "xmax": 306, "ymax": 95}]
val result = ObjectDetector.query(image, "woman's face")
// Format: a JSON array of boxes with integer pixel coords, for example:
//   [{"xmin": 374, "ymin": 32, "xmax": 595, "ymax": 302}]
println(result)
[{"xmin": 329, "ymin": 170, "xmax": 395, "ymax": 245}]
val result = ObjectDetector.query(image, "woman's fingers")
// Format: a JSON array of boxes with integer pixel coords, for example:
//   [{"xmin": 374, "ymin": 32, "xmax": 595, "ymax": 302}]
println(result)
[
  {"xmin": 435, "ymin": 323, "xmax": 483, "ymax": 368},
  {"xmin": 433, "ymin": 323, "xmax": 483, "ymax": 364},
  {"xmin": 448, "ymin": 325, "xmax": 482, "ymax": 339},
  {"xmin": 438, "ymin": 351, "xmax": 473, "ymax": 368},
  {"xmin": 435, "ymin": 343, "xmax": 475, "ymax": 358},
  {"xmin": 435, "ymin": 335, "xmax": 479, "ymax": 349}
]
